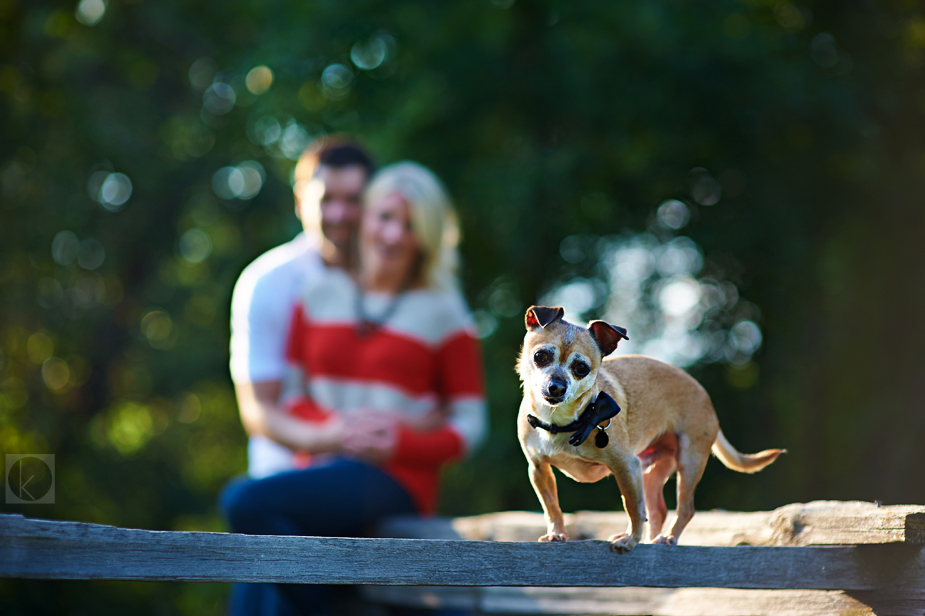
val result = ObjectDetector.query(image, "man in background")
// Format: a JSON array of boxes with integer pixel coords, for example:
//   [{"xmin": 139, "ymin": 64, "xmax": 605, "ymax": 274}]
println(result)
[{"xmin": 229, "ymin": 138, "xmax": 375, "ymax": 478}]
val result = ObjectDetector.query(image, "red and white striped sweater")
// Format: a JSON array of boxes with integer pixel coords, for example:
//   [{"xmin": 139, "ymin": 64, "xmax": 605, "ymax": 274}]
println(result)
[{"xmin": 284, "ymin": 268, "xmax": 488, "ymax": 514}]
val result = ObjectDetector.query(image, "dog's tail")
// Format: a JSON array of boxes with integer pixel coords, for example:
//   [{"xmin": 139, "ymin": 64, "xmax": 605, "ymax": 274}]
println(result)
[{"xmin": 712, "ymin": 429, "xmax": 785, "ymax": 474}]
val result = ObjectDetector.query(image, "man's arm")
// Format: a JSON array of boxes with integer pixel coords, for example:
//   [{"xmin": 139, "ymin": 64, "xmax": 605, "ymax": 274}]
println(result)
[
  {"xmin": 230, "ymin": 251, "xmax": 343, "ymax": 455},
  {"xmin": 234, "ymin": 380, "xmax": 343, "ymax": 454}
]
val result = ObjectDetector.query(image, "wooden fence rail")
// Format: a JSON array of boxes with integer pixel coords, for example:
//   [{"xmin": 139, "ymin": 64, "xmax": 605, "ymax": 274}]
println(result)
[
  {"xmin": 366, "ymin": 501, "xmax": 925, "ymax": 615},
  {"xmin": 2, "ymin": 501, "xmax": 924, "ymax": 615},
  {"xmin": 377, "ymin": 500, "xmax": 925, "ymax": 545}
]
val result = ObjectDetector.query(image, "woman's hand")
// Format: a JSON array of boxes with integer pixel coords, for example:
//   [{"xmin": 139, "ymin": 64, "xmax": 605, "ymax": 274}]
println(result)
[
  {"xmin": 341, "ymin": 413, "xmax": 400, "ymax": 463},
  {"xmin": 336, "ymin": 408, "xmax": 452, "ymax": 462},
  {"xmin": 280, "ymin": 413, "xmax": 348, "ymax": 454}
]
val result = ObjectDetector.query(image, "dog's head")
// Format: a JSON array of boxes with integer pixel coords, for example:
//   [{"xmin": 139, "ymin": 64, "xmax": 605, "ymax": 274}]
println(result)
[{"xmin": 518, "ymin": 305, "xmax": 628, "ymax": 407}]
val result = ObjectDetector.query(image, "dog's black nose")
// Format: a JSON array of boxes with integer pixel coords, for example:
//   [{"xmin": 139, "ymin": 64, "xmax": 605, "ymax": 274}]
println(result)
[{"xmin": 546, "ymin": 378, "xmax": 566, "ymax": 398}]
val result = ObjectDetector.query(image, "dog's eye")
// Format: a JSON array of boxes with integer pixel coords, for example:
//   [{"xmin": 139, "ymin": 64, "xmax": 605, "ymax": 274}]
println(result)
[
  {"xmin": 571, "ymin": 362, "xmax": 591, "ymax": 378},
  {"xmin": 533, "ymin": 350, "xmax": 552, "ymax": 366}
]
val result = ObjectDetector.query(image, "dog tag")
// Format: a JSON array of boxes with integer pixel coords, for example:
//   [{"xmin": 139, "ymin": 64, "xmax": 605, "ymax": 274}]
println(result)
[{"xmin": 595, "ymin": 429, "xmax": 609, "ymax": 448}]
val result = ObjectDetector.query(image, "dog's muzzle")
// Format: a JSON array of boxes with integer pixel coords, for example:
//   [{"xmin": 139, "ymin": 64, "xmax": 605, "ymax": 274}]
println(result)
[{"xmin": 542, "ymin": 377, "xmax": 567, "ymax": 404}]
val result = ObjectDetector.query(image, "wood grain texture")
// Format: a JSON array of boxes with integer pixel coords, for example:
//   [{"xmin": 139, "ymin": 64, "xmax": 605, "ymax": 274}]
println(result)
[
  {"xmin": 1, "ymin": 514, "xmax": 924, "ymax": 591},
  {"xmin": 378, "ymin": 501, "xmax": 925, "ymax": 546},
  {"xmin": 368, "ymin": 502, "xmax": 925, "ymax": 614}
]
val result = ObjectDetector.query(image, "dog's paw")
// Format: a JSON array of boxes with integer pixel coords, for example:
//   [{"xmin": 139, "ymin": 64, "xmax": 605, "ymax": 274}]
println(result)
[
  {"xmin": 651, "ymin": 534, "xmax": 677, "ymax": 546},
  {"xmin": 608, "ymin": 533, "xmax": 639, "ymax": 554},
  {"xmin": 538, "ymin": 532, "xmax": 568, "ymax": 542}
]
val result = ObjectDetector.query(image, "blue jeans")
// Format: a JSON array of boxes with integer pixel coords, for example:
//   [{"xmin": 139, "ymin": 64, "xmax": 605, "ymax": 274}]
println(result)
[{"xmin": 219, "ymin": 457, "xmax": 424, "ymax": 616}]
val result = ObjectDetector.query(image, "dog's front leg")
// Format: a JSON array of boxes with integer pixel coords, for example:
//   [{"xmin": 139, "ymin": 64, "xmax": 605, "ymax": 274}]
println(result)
[
  {"xmin": 528, "ymin": 461, "xmax": 567, "ymax": 542},
  {"xmin": 608, "ymin": 453, "xmax": 647, "ymax": 554}
]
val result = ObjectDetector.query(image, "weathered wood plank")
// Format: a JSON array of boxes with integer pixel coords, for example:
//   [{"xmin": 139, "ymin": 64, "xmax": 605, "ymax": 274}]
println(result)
[
  {"xmin": 1, "ymin": 514, "xmax": 924, "ymax": 591},
  {"xmin": 362, "ymin": 586, "xmax": 925, "ymax": 616},
  {"xmin": 379, "ymin": 501, "xmax": 925, "ymax": 546},
  {"xmin": 766, "ymin": 501, "xmax": 925, "ymax": 546},
  {"xmin": 372, "ymin": 502, "xmax": 925, "ymax": 614}
]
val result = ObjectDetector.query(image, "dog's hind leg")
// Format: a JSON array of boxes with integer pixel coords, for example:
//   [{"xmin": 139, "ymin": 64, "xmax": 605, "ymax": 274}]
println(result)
[
  {"xmin": 656, "ymin": 433, "xmax": 710, "ymax": 545},
  {"xmin": 638, "ymin": 431, "xmax": 679, "ymax": 542},
  {"xmin": 642, "ymin": 455, "xmax": 676, "ymax": 542}
]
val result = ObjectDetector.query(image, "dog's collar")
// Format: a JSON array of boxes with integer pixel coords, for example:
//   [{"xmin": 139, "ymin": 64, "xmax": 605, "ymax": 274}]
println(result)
[{"xmin": 527, "ymin": 391, "xmax": 621, "ymax": 448}]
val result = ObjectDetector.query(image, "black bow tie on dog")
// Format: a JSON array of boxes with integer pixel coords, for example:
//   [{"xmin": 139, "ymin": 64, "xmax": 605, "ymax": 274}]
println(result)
[{"xmin": 527, "ymin": 391, "xmax": 621, "ymax": 448}]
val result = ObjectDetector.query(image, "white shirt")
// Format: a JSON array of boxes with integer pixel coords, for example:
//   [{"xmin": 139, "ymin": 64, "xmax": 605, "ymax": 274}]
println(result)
[{"xmin": 229, "ymin": 232, "xmax": 325, "ymax": 478}]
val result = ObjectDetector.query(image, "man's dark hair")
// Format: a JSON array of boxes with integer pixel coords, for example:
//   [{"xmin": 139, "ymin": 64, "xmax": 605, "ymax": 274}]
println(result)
[
  {"xmin": 294, "ymin": 136, "xmax": 375, "ymax": 184},
  {"xmin": 318, "ymin": 143, "xmax": 376, "ymax": 177}
]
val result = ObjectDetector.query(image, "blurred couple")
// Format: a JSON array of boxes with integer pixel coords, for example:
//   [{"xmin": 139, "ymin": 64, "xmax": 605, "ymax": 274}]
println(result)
[{"xmin": 220, "ymin": 138, "xmax": 487, "ymax": 616}]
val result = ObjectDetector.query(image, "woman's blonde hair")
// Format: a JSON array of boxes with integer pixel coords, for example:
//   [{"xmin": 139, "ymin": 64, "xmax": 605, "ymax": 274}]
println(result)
[{"xmin": 365, "ymin": 162, "xmax": 461, "ymax": 291}]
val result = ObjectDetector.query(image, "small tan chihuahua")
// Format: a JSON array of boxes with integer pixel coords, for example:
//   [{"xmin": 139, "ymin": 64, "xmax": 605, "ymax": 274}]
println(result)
[{"xmin": 517, "ymin": 305, "xmax": 784, "ymax": 554}]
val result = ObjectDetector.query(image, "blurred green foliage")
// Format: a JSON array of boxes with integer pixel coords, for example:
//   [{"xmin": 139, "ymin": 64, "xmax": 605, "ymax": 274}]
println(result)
[{"xmin": 3, "ymin": 0, "xmax": 925, "ymax": 612}]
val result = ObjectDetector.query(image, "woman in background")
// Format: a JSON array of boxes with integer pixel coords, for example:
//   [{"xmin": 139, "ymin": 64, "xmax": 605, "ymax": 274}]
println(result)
[{"xmin": 221, "ymin": 162, "xmax": 487, "ymax": 616}]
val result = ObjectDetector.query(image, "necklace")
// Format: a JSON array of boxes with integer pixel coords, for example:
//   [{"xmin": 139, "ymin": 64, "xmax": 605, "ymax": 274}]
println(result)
[{"xmin": 354, "ymin": 285, "xmax": 406, "ymax": 337}]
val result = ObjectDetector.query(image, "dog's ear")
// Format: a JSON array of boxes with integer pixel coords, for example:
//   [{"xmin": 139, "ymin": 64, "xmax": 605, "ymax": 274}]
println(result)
[
  {"xmin": 587, "ymin": 321, "xmax": 629, "ymax": 357},
  {"xmin": 525, "ymin": 306, "xmax": 565, "ymax": 330}
]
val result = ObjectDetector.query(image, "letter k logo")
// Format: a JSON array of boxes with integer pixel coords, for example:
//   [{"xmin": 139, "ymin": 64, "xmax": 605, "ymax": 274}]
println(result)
[{"xmin": 18, "ymin": 463, "xmax": 35, "ymax": 501}]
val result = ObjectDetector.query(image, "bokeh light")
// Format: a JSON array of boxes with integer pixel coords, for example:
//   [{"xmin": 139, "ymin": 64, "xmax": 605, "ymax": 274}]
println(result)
[
  {"xmin": 179, "ymin": 229, "xmax": 212, "ymax": 264},
  {"xmin": 202, "ymin": 82, "xmax": 235, "ymax": 115},
  {"xmin": 656, "ymin": 237, "xmax": 703, "ymax": 277},
  {"xmin": 559, "ymin": 235, "xmax": 586, "ymax": 264},
  {"xmin": 657, "ymin": 199, "xmax": 690, "ymax": 230},
  {"xmin": 98, "ymin": 402, "xmax": 157, "ymax": 455},
  {"xmin": 247, "ymin": 114, "xmax": 281, "ymax": 146},
  {"xmin": 212, "ymin": 160, "xmax": 265, "ymax": 200},
  {"xmin": 41, "ymin": 357, "xmax": 70, "ymax": 391},
  {"xmin": 278, "ymin": 119, "xmax": 311, "ymax": 159},
  {"xmin": 351, "ymin": 36, "xmax": 388, "ymax": 70},
  {"xmin": 658, "ymin": 276, "xmax": 702, "ymax": 318},
  {"xmin": 72, "ymin": 273, "xmax": 106, "ymax": 308},
  {"xmin": 245, "ymin": 66, "xmax": 274, "ymax": 95},
  {"xmin": 321, "ymin": 63, "xmax": 353, "ymax": 99},
  {"xmin": 52, "ymin": 231, "xmax": 79, "ymax": 265},
  {"xmin": 141, "ymin": 310, "xmax": 177, "ymax": 350},
  {"xmin": 472, "ymin": 310, "xmax": 498, "ymax": 339},
  {"xmin": 689, "ymin": 168, "xmax": 722, "ymax": 206},
  {"xmin": 543, "ymin": 278, "xmax": 605, "ymax": 316},
  {"xmin": 177, "ymin": 393, "xmax": 202, "ymax": 424},
  {"xmin": 543, "ymin": 231, "xmax": 761, "ymax": 370},
  {"xmin": 77, "ymin": 238, "xmax": 105, "ymax": 270},
  {"xmin": 730, "ymin": 320, "xmax": 762, "ymax": 361},
  {"xmin": 212, "ymin": 167, "xmax": 243, "ymax": 200},
  {"xmin": 91, "ymin": 172, "xmax": 133, "ymax": 211},
  {"xmin": 75, "ymin": 0, "xmax": 106, "ymax": 26},
  {"xmin": 26, "ymin": 331, "xmax": 54, "ymax": 364}
]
